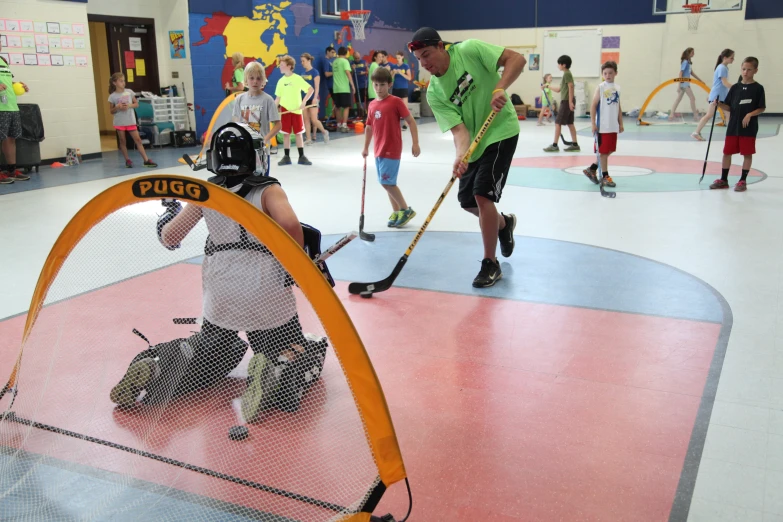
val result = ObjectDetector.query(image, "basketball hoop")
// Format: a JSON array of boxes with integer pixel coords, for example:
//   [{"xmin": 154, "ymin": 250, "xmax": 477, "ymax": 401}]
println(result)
[
  {"xmin": 684, "ymin": 3, "xmax": 707, "ymax": 32},
  {"xmin": 341, "ymin": 10, "xmax": 371, "ymax": 41}
]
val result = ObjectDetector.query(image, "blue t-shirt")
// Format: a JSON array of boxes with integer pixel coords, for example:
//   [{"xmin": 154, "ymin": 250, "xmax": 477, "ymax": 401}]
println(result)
[
  {"xmin": 301, "ymin": 68, "xmax": 319, "ymax": 91},
  {"xmin": 710, "ymin": 63, "xmax": 729, "ymax": 102},
  {"xmin": 354, "ymin": 60, "xmax": 368, "ymax": 88},
  {"xmin": 681, "ymin": 60, "xmax": 691, "ymax": 79},
  {"xmin": 392, "ymin": 63, "xmax": 410, "ymax": 90},
  {"xmin": 325, "ymin": 57, "xmax": 335, "ymax": 89}
]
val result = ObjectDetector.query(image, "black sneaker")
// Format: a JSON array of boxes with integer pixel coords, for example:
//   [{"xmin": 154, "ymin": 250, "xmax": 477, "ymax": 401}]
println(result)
[
  {"xmin": 298, "ymin": 156, "xmax": 312, "ymax": 166},
  {"xmin": 498, "ymin": 213, "xmax": 516, "ymax": 258},
  {"xmin": 278, "ymin": 156, "xmax": 292, "ymax": 166},
  {"xmin": 473, "ymin": 258, "xmax": 502, "ymax": 288}
]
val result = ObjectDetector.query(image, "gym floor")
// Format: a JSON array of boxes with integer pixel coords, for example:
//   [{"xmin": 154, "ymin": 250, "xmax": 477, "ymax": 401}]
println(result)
[{"xmin": 1, "ymin": 116, "xmax": 782, "ymax": 521}]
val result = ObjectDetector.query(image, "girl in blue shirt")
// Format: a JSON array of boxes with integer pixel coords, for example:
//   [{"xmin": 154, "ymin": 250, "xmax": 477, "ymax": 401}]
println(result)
[
  {"xmin": 299, "ymin": 53, "xmax": 330, "ymax": 145},
  {"xmin": 670, "ymin": 47, "xmax": 703, "ymax": 122},
  {"xmin": 391, "ymin": 51, "xmax": 412, "ymax": 129},
  {"xmin": 693, "ymin": 49, "xmax": 734, "ymax": 141}
]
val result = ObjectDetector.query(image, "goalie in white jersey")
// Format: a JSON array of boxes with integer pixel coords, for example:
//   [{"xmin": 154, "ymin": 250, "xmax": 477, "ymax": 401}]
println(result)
[{"xmin": 110, "ymin": 122, "xmax": 331, "ymax": 422}]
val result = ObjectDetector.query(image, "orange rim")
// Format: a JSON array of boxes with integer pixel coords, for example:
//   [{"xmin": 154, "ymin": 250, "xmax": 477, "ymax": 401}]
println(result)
[{"xmin": 683, "ymin": 3, "xmax": 707, "ymax": 12}]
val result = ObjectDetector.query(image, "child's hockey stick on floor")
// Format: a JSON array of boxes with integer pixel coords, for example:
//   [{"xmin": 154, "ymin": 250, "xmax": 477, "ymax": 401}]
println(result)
[
  {"xmin": 348, "ymin": 110, "xmax": 498, "ymax": 297},
  {"xmin": 359, "ymin": 158, "xmax": 375, "ymax": 241},
  {"xmin": 699, "ymin": 101, "xmax": 719, "ymax": 184}
]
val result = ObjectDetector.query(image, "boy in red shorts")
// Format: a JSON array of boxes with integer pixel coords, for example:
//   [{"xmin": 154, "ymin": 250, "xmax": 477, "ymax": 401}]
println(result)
[
  {"xmin": 583, "ymin": 61, "xmax": 623, "ymax": 187},
  {"xmin": 275, "ymin": 55, "xmax": 314, "ymax": 166},
  {"xmin": 711, "ymin": 57, "xmax": 765, "ymax": 192}
]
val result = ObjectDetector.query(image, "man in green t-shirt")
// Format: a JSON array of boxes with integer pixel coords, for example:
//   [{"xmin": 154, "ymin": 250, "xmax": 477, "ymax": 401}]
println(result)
[
  {"xmin": 544, "ymin": 55, "xmax": 579, "ymax": 152},
  {"xmin": 0, "ymin": 49, "xmax": 30, "ymax": 184},
  {"xmin": 409, "ymin": 27, "xmax": 526, "ymax": 288},
  {"xmin": 331, "ymin": 47, "xmax": 355, "ymax": 133}
]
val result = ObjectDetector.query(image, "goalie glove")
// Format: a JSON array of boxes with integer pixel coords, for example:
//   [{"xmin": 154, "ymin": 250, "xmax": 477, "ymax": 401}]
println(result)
[
  {"xmin": 157, "ymin": 199, "xmax": 182, "ymax": 250},
  {"xmin": 302, "ymin": 223, "xmax": 335, "ymax": 288}
]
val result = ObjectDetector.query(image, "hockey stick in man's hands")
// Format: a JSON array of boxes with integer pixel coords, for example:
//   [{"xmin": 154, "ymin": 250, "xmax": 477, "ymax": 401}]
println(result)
[
  {"xmin": 699, "ymin": 100, "xmax": 719, "ymax": 184},
  {"xmin": 348, "ymin": 110, "xmax": 498, "ymax": 297},
  {"xmin": 359, "ymin": 157, "xmax": 375, "ymax": 241}
]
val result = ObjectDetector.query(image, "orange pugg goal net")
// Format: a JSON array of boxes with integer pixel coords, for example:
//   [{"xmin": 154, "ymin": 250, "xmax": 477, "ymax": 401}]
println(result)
[{"xmin": 0, "ymin": 175, "xmax": 407, "ymax": 521}]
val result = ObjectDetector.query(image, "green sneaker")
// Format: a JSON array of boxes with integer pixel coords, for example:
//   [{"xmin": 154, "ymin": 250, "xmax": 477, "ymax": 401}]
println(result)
[
  {"xmin": 543, "ymin": 144, "xmax": 559, "ymax": 152},
  {"xmin": 564, "ymin": 144, "xmax": 581, "ymax": 152},
  {"xmin": 110, "ymin": 358, "xmax": 155, "ymax": 407},
  {"xmin": 394, "ymin": 208, "xmax": 416, "ymax": 227},
  {"xmin": 388, "ymin": 211, "xmax": 401, "ymax": 227},
  {"xmin": 241, "ymin": 353, "xmax": 278, "ymax": 423}
]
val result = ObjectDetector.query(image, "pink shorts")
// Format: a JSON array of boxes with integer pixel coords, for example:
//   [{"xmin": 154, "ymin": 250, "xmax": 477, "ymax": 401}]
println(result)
[{"xmin": 114, "ymin": 125, "xmax": 137, "ymax": 132}]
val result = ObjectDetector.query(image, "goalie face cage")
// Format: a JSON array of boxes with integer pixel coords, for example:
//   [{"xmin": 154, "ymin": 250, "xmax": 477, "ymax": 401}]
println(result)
[
  {"xmin": 340, "ymin": 10, "xmax": 371, "ymax": 41},
  {"xmin": 0, "ymin": 175, "xmax": 405, "ymax": 522},
  {"xmin": 684, "ymin": 3, "xmax": 707, "ymax": 31}
]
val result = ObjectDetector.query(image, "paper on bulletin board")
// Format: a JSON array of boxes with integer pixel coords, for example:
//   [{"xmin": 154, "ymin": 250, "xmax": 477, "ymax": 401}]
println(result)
[
  {"xmin": 124, "ymin": 50, "xmax": 135, "ymax": 69},
  {"xmin": 127, "ymin": 69, "xmax": 134, "ymax": 82},
  {"xmin": 129, "ymin": 37, "xmax": 142, "ymax": 51},
  {"xmin": 136, "ymin": 58, "xmax": 146, "ymax": 76},
  {"xmin": 601, "ymin": 51, "xmax": 620, "ymax": 66}
]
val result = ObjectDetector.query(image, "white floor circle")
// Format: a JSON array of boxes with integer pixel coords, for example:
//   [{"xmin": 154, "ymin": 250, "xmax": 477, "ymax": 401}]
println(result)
[{"xmin": 563, "ymin": 165, "xmax": 654, "ymax": 177}]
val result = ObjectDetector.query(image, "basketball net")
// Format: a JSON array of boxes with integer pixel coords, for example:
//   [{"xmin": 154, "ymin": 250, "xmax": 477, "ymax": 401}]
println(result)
[
  {"xmin": 341, "ymin": 10, "xmax": 370, "ymax": 41},
  {"xmin": 684, "ymin": 3, "xmax": 707, "ymax": 32}
]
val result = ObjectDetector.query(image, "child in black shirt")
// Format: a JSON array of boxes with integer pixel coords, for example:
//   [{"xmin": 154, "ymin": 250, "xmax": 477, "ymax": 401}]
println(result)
[{"xmin": 711, "ymin": 57, "xmax": 766, "ymax": 192}]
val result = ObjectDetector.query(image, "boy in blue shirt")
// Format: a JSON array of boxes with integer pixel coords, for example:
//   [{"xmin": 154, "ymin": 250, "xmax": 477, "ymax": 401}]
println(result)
[{"xmin": 352, "ymin": 50, "xmax": 368, "ymax": 117}]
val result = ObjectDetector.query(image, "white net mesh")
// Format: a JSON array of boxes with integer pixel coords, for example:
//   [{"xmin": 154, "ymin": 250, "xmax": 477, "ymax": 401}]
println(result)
[
  {"xmin": 0, "ymin": 191, "xmax": 383, "ymax": 521},
  {"xmin": 347, "ymin": 11, "xmax": 370, "ymax": 41},
  {"xmin": 686, "ymin": 11, "xmax": 703, "ymax": 31}
]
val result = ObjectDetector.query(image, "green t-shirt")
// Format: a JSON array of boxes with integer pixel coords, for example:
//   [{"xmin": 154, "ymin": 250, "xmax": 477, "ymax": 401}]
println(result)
[
  {"xmin": 560, "ymin": 70, "xmax": 573, "ymax": 102},
  {"xmin": 427, "ymin": 39, "xmax": 519, "ymax": 162},
  {"xmin": 368, "ymin": 62, "xmax": 379, "ymax": 99},
  {"xmin": 332, "ymin": 57, "xmax": 352, "ymax": 94},
  {"xmin": 0, "ymin": 58, "xmax": 19, "ymax": 112},
  {"xmin": 275, "ymin": 73, "xmax": 311, "ymax": 114},
  {"xmin": 233, "ymin": 68, "xmax": 244, "ymax": 87}
]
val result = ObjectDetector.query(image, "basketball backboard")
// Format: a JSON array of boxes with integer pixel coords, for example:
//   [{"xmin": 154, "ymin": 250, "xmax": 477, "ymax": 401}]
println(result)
[{"xmin": 653, "ymin": 0, "xmax": 743, "ymax": 15}]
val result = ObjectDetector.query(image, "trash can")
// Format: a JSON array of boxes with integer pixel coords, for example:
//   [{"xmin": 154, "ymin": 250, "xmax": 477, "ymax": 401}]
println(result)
[{"xmin": 0, "ymin": 103, "xmax": 44, "ymax": 173}]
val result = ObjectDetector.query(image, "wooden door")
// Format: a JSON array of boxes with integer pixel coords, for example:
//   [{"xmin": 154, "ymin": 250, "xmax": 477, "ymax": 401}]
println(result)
[{"xmin": 106, "ymin": 21, "xmax": 160, "ymax": 94}]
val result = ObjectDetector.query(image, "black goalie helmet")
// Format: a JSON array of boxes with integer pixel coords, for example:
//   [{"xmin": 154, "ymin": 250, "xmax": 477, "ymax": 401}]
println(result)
[{"xmin": 207, "ymin": 122, "xmax": 268, "ymax": 178}]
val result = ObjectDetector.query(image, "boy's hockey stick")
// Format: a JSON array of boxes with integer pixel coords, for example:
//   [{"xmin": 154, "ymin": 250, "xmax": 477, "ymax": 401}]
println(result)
[
  {"xmin": 182, "ymin": 154, "xmax": 207, "ymax": 171},
  {"xmin": 359, "ymin": 158, "xmax": 375, "ymax": 242},
  {"xmin": 348, "ymin": 110, "xmax": 498, "ymax": 297},
  {"xmin": 699, "ymin": 100, "xmax": 719, "ymax": 184}
]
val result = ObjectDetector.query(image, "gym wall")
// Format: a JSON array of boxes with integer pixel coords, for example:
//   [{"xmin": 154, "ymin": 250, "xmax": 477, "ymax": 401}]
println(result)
[
  {"xmin": 422, "ymin": 1, "xmax": 782, "ymax": 114},
  {"xmin": 188, "ymin": 0, "xmax": 419, "ymax": 137}
]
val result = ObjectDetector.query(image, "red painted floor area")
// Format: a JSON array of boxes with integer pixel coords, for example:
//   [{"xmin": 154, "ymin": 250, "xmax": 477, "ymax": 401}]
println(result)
[
  {"xmin": 512, "ymin": 155, "xmax": 764, "ymax": 177},
  {"xmin": 0, "ymin": 265, "xmax": 721, "ymax": 521}
]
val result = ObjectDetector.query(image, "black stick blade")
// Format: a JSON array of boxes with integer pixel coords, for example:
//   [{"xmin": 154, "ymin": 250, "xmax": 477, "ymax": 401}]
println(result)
[{"xmin": 348, "ymin": 257, "xmax": 407, "ymax": 296}]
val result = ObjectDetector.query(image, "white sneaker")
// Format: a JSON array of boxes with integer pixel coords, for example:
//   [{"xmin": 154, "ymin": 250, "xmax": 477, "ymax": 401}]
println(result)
[
  {"xmin": 322, "ymin": 130, "xmax": 330, "ymax": 143},
  {"xmin": 691, "ymin": 132, "xmax": 705, "ymax": 141}
]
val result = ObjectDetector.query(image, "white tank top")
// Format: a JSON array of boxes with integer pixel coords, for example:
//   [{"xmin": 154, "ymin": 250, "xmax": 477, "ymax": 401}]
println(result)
[
  {"xmin": 201, "ymin": 184, "xmax": 297, "ymax": 332},
  {"xmin": 597, "ymin": 81, "xmax": 621, "ymax": 134}
]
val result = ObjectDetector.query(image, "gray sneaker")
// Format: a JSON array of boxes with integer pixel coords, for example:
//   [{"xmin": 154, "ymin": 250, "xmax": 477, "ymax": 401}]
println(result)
[
  {"xmin": 322, "ymin": 130, "xmax": 330, "ymax": 144},
  {"xmin": 278, "ymin": 155, "xmax": 292, "ymax": 166},
  {"xmin": 110, "ymin": 358, "xmax": 156, "ymax": 407},
  {"xmin": 564, "ymin": 144, "xmax": 581, "ymax": 152},
  {"xmin": 543, "ymin": 144, "xmax": 559, "ymax": 152}
]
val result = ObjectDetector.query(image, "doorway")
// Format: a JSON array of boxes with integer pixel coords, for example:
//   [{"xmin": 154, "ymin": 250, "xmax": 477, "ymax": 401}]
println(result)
[{"xmin": 87, "ymin": 16, "xmax": 161, "ymax": 153}]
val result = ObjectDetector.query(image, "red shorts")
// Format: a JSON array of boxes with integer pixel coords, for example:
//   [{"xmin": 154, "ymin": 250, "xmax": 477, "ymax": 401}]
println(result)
[
  {"xmin": 596, "ymin": 132, "xmax": 617, "ymax": 154},
  {"xmin": 281, "ymin": 112, "xmax": 305, "ymax": 135},
  {"xmin": 114, "ymin": 125, "xmax": 137, "ymax": 132},
  {"xmin": 723, "ymin": 136, "xmax": 756, "ymax": 156}
]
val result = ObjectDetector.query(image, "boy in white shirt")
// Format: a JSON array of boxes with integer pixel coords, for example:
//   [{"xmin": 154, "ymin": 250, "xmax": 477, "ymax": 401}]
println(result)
[{"xmin": 583, "ymin": 61, "xmax": 623, "ymax": 187}]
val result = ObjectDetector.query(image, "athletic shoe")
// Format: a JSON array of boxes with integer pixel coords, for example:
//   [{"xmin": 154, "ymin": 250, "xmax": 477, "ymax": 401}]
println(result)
[
  {"xmin": 583, "ymin": 167, "xmax": 599, "ymax": 184},
  {"xmin": 0, "ymin": 173, "xmax": 15, "ymax": 184},
  {"xmin": 388, "ymin": 211, "xmax": 401, "ymax": 227},
  {"xmin": 498, "ymin": 213, "xmax": 517, "ymax": 258},
  {"xmin": 298, "ymin": 156, "xmax": 312, "ymax": 166},
  {"xmin": 126, "ymin": 160, "xmax": 133, "ymax": 168},
  {"xmin": 143, "ymin": 160, "xmax": 157, "ymax": 168},
  {"xmin": 473, "ymin": 258, "xmax": 502, "ymax": 288},
  {"xmin": 322, "ymin": 130, "xmax": 330, "ymax": 143},
  {"xmin": 543, "ymin": 144, "xmax": 559, "ymax": 152},
  {"xmin": 241, "ymin": 353, "xmax": 278, "ymax": 424},
  {"xmin": 304, "ymin": 139, "xmax": 313, "ymax": 146},
  {"xmin": 691, "ymin": 132, "xmax": 705, "ymax": 142},
  {"xmin": 9, "ymin": 170, "xmax": 30, "ymax": 181},
  {"xmin": 110, "ymin": 358, "xmax": 156, "ymax": 407},
  {"xmin": 710, "ymin": 179, "xmax": 729, "ymax": 190},
  {"xmin": 278, "ymin": 156, "xmax": 292, "ymax": 166},
  {"xmin": 734, "ymin": 180, "xmax": 747, "ymax": 192},
  {"xmin": 394, "ymin": 207, "xmax": 416, "ymax": 227},
  {"xmin": 602, "ymin": 175, "xmax": 616, "ymax": 187},
  {"xmin": 564, "ymin": 144, "xmax": 581, "ymax": 152}
]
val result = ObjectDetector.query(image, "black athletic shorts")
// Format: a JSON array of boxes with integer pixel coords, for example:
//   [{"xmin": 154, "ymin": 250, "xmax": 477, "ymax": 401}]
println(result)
[
  {"xmin": 0, "ymin": 111, "xmax": 22, "ymax": 141},
  {"xmin": 458, "ymin": 134, "xmax": 519, "ymax": 209},
  {"xmin": 392, "ymin": 88, "xmax": 409, "ymax": 101},
  {"xmin": 333, "ymin": 92, "xmax": 352, "ymax": 109}
]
